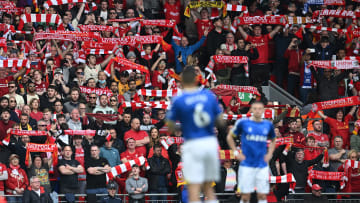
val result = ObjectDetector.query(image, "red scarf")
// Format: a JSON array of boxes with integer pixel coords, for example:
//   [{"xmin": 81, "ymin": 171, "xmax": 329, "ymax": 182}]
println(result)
[
  {"xmin": 137, "ymin": 89, "xmax": 180, "ymax": 97},
  {"xmin": 78, "ymin": 25, "xmax": 116, "ymax": 32},
  {"xmin": 44, "ymin": 0, "xmax": 86, "ymax": 9},
  {"xmin": 79, "ymin": 86, "xmax": 113, "ymax": 97},
  {"xmin": 25, "ymin": 143, "xmax": 58, "ymax": 171},
  {"xmin": 211, "ymin": 85, "xmax": 260, "ymax": 96},
  {"xmin": 64, "ymin": 130, "xmax": 96, "ymax": 136},
  {"xmin": 270, "ymin": 173, "xmax": 296, "ymax": 193},
  {"xmin": 108, "ymin": 17, "xmax": 143, "ymax": 22},
  {"xmin": 85, "ymin": 113, "xmax": 118, "ymax": 122},
  {"xmin": 312, "ymin": 96, "xmax": 360, "ymax": 112},
  {"xmin": 160, "ymin": 137, "xmax": 184, "ymax": 150},
  {"xmin": 307, "ymin": 170, "xmax": 345, "ymax": 189},
  {"xmin": 307, "ymin": 60, "xmax": 358, "ymax": 69},
  {"xmin": 106, "ymin": 156, "xmax": 149, "ymax": 180},
  {"xmin": 233, "ymin": 15, "xmax": 287, "ymax": 26},
  {"xmin": 122, "ymin": 101, "xmax": 170, "ymax": 110}
]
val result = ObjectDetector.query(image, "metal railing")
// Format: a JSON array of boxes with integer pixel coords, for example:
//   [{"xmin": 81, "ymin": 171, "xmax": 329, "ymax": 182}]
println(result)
[{"xmin": 4, "ymin": 192, "xmax": 360, "ymax": 202}]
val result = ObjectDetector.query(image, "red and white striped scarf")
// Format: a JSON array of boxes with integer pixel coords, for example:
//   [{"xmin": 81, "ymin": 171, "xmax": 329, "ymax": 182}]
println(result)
[
  {"xmin": 18, "ymin": 14, "xmax": 64, "ymax": 30},
  {"xmin": 44, "ymin": 0, "xmax": 86, "ymax": 9},
  {"xmin": 160, "ymin": 137, "xmax": 184, "ymax": 150},
  {"xmin": 225, "ymin": 4, "xmax": 247, "ymax": 12},
  {"xmin": 122, "ymin": 101, "xmax": 170, "ymax": 109},
  {"xmin": 84, "ymin": 2, "xmax": 97, "ymax": 13},
  {"xmin": 106, "ymin": 156, "xmax": 149, "ymax": 180},
  {"xmin": 270, "ymin": 173, "xmax": 296, "ymax": 193},
  {"xmin": 0, "ymin": 59, "xmax": 29, "ymax": 68},
  {"xmin": 85, "ymin": 49, "xmax": 112, "ymax": 55},
  {"xmin": 223, "ymin": 114, "xmax": 248, "ymax": 120},
  {"xmin": 137, "ymin": 89, "xmax": 180, "ymax": 98}
]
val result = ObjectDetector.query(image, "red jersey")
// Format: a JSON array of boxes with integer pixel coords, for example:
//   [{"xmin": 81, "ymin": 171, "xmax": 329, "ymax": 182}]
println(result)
[
  {"xmin": 283, "ymin": 132, "xmax": 305, "ymax": 145},
  {"xmin": 325, "ymin": 115, "xmax": 353, "ymax": 149},
  {"xmin": 151, "ymin": 70, "xmax": 164, "ymax": 89},
  {"xmin": 164, "ymin": 1, "xmax": 181, "ymax": 25},
  {"xmin": 304, "ymin": 147, "xmax": 322, "ymax": 161},
  {"xmin": 0, "ymin": 76, "xmax": 14, "ymax": 97},
  {"xmin": 246, "ymin": 34, "xmax": 271, "ymax": 64},
  {"xmin": 307, "ymin": 132, "xmax": 330, "ymax": 147},
  {"xmin": 123, "ymin": 130, "xmax": 149, "ymax": 155},
  {"xmin": 194, "ymin": 19, "xmax": 213, "ymax": 39},
  {"xmin": 35, "ymin": 81, "xmax": 49, "ymax": 95},
  {"xmin": 120, "ymin": 149, "xmax": 144, "ymax": 161},
  {"xmin": 0, "ymin": 163, "xmax": 6, "ymax": 192},
  {"xmin": 338, "ymin": 164, "xmax": 360, "ymax": 193},
  {"xmin": 74, "ymin": 147, "xmax": 86, "ymax": 181}
]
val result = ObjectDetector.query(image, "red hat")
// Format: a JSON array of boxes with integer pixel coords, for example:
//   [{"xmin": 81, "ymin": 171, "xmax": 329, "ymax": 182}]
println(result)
[
  {"xmin": 264, "ymin": 109, "xmax": 273, "ymax": 119},
  {"xmin": 312, "ymin": 184, "xmax": 322, "ymax": 191}
]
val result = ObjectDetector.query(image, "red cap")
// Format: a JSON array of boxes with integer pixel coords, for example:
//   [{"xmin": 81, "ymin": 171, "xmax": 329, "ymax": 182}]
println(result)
[
  {"xmin": 264, "ymin": 109, "xmax": 273, "ymax": 119},
  {"xmin": 312, "ymin": 184, "xmax": 322, "ymax": 191}
]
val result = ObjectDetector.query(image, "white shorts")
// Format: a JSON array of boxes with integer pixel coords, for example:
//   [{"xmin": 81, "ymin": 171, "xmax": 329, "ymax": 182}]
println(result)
[
  {"xmin": 182, "ymin": 136, "xmax": 220, "ymax": 184},
  {"xmin": 238, "ymin": 165, "xmax": 270, "ymax": 194}
]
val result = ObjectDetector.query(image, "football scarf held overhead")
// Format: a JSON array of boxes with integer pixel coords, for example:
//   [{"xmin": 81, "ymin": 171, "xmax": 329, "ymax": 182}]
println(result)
[
  {"xmin": 63, "ymin": 130, "xmax": 96, "ymax": 136},
  {"xmin": 306, "ymin": 0, "xmax": 345, "ymax": 5},
  {"xmin": 44, "ymin": 0, "xmax": 86, "ymax": 9},
  {"xmin": 106, "ymin": 156, "xmax": 149, "ymax": 180},
  {"xmin": 0, "ymin": 59, "xmax": 30, "ymax": 68},
  {"xmin": 184, "ymin": 1, "xmax": 225, "ymax": 18},
  {"xmin": 18, "ymin": 14, "xmax": 64, "ymax": 30},
  {"xmin": 211, "ymin": 85, "xmax": 260, "ymax": 96},
  {"xmin": 85, "ymin": 113, "xmax": 118, "ymax": 122},
  {"xmin": 25, "ymin": 143, "xmax": 58, "ymax": 169},
  {"xmin": 100, "ymin": 35, "xmax": 162, "ymax": 46},
  {"xmin": 233, "ymin": 15, "xmax": 287, "ymax": 26},
  {"xmin": 140, "ymin": 19, "xmax": 176, "ymax": 28},
  {"xmin": 313, "ymin": 9, "xmax": 359, "ymax": 19},
  {"xmin": 312, "ymin": 96, "xmax": 360, "ymax": 112},
  {"xmin": 307, "ymin": 60, "xmax": 359, "ymax": 69},
  {"xmin": 78, "ymin": 25, "xmax": 116, "ymax": 32},
  {"xmin": 302, "ymin": 25, "xmax": 347, "ymax": 34},
  {"xmin": 79, "ymin": 86, "xmax": 113, "ymax": 97}
]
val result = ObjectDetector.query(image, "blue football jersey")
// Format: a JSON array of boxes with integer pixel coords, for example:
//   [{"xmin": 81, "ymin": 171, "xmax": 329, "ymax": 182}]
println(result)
[
  {"xmin": 167, "ymin": 89, "xmax": 222, "ymax": 140},
  {"xmin": 231, "ymin": 119, "xmax": 276, "ymax": 168}
]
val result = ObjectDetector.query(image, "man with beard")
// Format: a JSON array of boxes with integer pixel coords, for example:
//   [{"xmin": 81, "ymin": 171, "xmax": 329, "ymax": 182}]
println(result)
[
  {"xmin": 39, "ymin": 85, "xmax": 58, "ymax": 111},
  {"xmin": 23, "ymin": 81, "xmax": 39, "ymax": 105},
  {"xmin": 124, "ymin": 118, "xmax": 149, "ymax": 155}
]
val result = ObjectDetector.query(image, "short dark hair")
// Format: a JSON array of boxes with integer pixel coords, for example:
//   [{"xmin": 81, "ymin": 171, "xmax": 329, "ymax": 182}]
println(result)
[
  {"xmin": 181, "ymin": 66, "xmax": 197, "ymax": 85},
  {"xmin": 153, "ymin": 144, "xmax": 162, "ymax": 150}
]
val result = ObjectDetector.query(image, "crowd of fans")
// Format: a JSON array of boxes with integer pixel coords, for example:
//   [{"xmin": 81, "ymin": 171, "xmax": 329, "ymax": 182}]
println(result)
[{"xmin": 0, "ymin": 0, "xmax": 360, "ymax": 202}]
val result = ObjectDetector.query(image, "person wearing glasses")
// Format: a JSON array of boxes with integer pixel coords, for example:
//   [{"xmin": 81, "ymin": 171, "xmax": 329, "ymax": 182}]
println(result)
[
  {"xmin": 22, "ymin": 176, "xmax": 53, "ymax": 203},
  {"xmin": 4, "ymin": 81, "xmax": 24, "ymax": 109},
  {"xmin": 69, "ymin": 66, "xmax": 86, "ymax": 89},
  {"xmin": 23, "ymin": 81, "xmax": 39, "ymax": 105},
  {"xmin": 86, "ymin": 93, "xmax": 98, "ymax": 113},
  {"xmin": 101, "ymin": 181, "xmax": 122, "ymax": 203}
]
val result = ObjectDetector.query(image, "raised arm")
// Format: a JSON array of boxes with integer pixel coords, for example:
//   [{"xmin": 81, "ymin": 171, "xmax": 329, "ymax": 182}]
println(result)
[
  {"xmin": 269, "ymin": 25, "xmax": 282, "ymax": 39},
  {"xmin": 317, "ymin": 111, "xmax": 328, "ymax": 120},
  {"xmin": 100, "ymin": 54, "xmax": 114, "ymax": 69},
  {"xmin": 238, "ymin": 26, "xmax": 248, "ymax": 40}
]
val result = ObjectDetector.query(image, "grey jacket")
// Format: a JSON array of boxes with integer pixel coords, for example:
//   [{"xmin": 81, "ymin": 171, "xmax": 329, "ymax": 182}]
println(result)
[{"xmin": 125, "ymin": 176, "xmax": 148, "ymax": 199}]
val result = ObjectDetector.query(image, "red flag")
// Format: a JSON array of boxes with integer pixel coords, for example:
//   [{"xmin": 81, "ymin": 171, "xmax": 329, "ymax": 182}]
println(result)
[{"xmin": 106, "ymin": 133, "xmax": 112, "ymax": 142}]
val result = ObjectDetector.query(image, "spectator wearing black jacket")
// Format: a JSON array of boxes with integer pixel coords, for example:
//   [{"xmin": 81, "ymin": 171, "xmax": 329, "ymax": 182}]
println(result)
[
  {"xmin": 39, "ymin": 85, "xmax": 58, "ymax": 112},
  {"xmin": 231, "ymin": 39, "xmax": 259, "ymax": 86},
  {"xmin": 147, "ymin": 144, "xmax": 171, "ymax": 201},
  {"xmin": 207, "ymin": 18, "xmax": 228, "ymax": 56},
  {"xmin": 283, "ymin": 148, "xmax": 323, "ymax": 196},
  {"xmin": 22, "ymin": 176, "xmax": 53, "ymax": 203}
]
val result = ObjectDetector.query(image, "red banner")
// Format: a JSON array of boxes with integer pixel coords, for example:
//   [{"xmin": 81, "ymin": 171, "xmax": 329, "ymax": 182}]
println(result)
[{"xmin": 79, "ymin": 86, "xmax": 113, "ymax": 97}]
